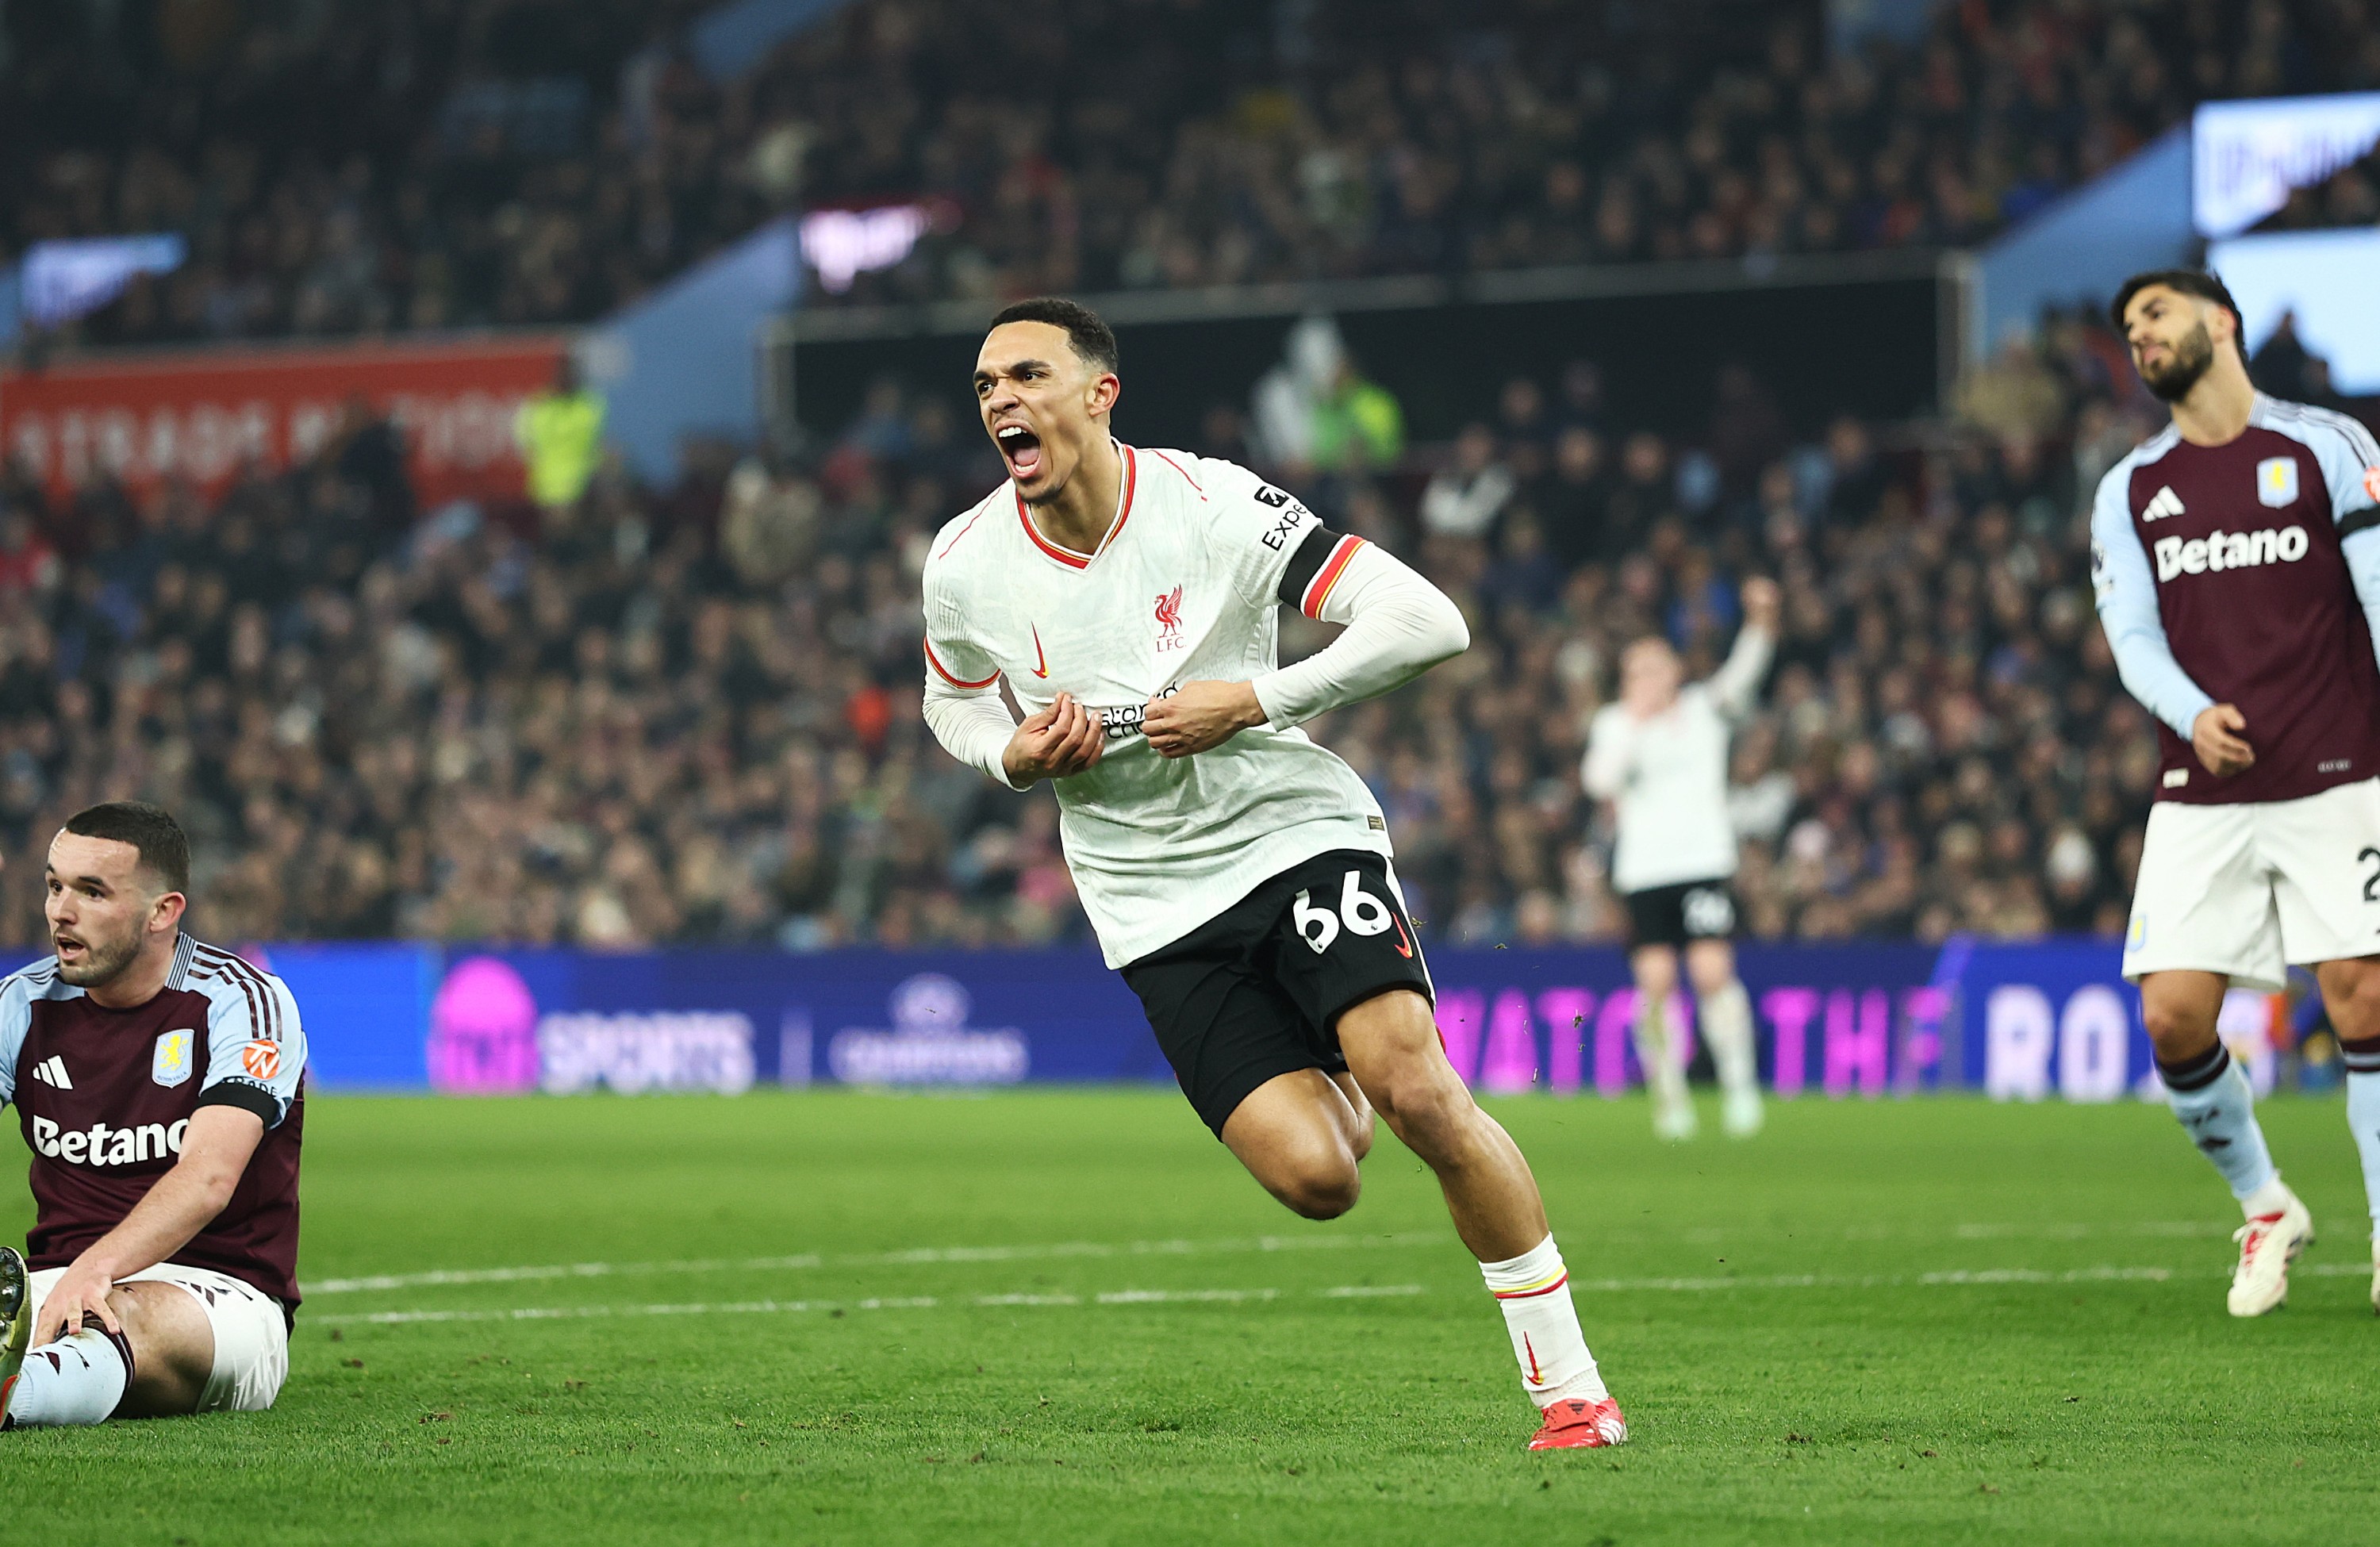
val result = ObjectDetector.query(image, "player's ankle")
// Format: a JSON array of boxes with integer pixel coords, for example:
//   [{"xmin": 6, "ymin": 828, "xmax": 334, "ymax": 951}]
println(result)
[{"xmin": 2240, "ymin": 1175, "xmax": 2294, "ymax": 1219}]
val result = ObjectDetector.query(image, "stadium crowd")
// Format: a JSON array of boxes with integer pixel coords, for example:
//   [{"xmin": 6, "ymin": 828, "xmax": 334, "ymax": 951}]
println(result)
[
  {"xmin": 0, "ymin": 297, "xmax": 2272, "ymax": 952},
  {"xmin": 10, "ymin": 0, "xmax": 2380, "ymax": 344}
]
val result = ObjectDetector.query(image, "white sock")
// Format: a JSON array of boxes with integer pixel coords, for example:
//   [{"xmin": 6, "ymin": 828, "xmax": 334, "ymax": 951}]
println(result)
[
  {"xmin": 7, "ymin": 1324, "xmax": 131, "ymax": 1427},
  {"xmin": 1632, "ymin": 994, "xmax": 1687, "ymax": 1107},
  {"xmin": 1700, "ymin": 979, "xmax": 1758, "ymax": 1095},
  {"xmin": 1480, "ymin": 1234, "xmax": 1606, "ymax": 1408},
  {"xmin": 2344, "ymin": 1058, "xmax": 2380, "ymax": 1235},
  {"xmin": 2157, "ymin": 1043, "xmax": 2280, "ymax": 1212}
]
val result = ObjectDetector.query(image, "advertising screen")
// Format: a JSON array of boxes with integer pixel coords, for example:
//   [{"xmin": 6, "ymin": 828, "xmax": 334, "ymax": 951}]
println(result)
[
  {"xmin": 194, "ymin": 937, "xmax": 2221, "ymax": 1106},
  {"xmin": 0, "ymin": 333, "xmax": 567, "ymax": 508}
]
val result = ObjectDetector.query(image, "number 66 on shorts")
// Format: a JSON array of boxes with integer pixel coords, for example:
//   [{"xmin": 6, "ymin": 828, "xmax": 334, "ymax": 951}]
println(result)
[
  {"xmin": 1120, "ymin": 849, "xmax": 1435, "ymax": 1137},
  {"xmin": 1293, "ymin": 869, "xmax": 1399, "ymax": 953}
]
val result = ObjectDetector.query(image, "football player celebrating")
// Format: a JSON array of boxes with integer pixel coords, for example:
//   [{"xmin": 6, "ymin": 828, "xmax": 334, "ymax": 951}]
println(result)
[
  {"xmin": 922, "ymin": 298, "xmax": 1626, "ymax": 1449},
  {"xmin": 0, "ymin": 802, "xmax": 306, "ymax": 1426},
  {"xmin": 2091, "ymin": 269, "xmax": 2380, "ymax": 1315},
  {"xmin": 1583, "ymin": 582, "xmax": 1777, "ymax": 1142}
]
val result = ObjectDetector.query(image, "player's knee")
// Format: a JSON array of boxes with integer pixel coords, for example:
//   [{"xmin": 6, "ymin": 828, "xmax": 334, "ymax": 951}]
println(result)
[
  {"xmin": 1372, "ymin": 1069, "xmax": 1472, "ymax": 1151},
  {"xmin": 2325, "ymin": 964, "xmax": 2380, "ymax": 1042},
  {"xmin": 2140, "ymin": 999, "xmax": 2217, "ymax": 1058},
  {"xmin": 1683, "ymin": 954, "xmax": 1734, "ymax": 998},
  {"xmin": 1275, "ymin": 1156, "xmax": 1361, "ymax": 1219},
  {"xmin": 105, "ymin": 1287, "xmax": 213, "ymax": 1415}
]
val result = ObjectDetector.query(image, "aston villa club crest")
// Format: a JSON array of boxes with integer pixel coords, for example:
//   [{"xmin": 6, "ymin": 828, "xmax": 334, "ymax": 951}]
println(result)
[
  {"xmin": 2255, "ymin": 456, "xmax": 2299, "ymax": 509},
  {"xmin": 1154, "ymin": 585, "xmax": 1186, "ymax": 652},
  {"xmin": 152, "ymin": 1029, "xmax": 194, "ymax": 1088}
]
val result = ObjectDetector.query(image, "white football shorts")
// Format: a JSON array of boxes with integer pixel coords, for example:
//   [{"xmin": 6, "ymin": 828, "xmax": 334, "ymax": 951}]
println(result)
[
  {"xmin": 26, "ymin": 1261, "xmax": 288, "ymax": 1414},
  {"xmin": 2123, "ymin": 776, "xmax": 2380, "ymax": 992}
]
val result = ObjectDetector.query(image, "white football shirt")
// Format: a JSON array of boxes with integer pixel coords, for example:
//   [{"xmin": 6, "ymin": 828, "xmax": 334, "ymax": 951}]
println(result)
[
  {"xmin": 1582, "ymin": 625, "xmax": 1773, "ymax": 895},
  {"xmin": 922, "ymin": 443, "xmax": 1392, "ymax": 967}
]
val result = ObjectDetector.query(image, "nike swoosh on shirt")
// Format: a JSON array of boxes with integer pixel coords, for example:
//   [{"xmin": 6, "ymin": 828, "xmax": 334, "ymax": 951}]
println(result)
[
  {"xmin": 1392, "ymin": 917, "xmax": 1415, "ymax": 959},
  {"xmin": 1031, "ymin": 627, "xmax": 1050, "ymax": 679}
]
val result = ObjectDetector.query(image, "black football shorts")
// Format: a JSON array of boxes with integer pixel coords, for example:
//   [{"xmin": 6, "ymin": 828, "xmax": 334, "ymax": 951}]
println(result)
[
  {"xmin": 1120, "ymin": 849, "xmax": 1434, "ymax": 1136},
  {"xmin": 1624, "ymin": 877, "xmax": 1738, "ymax": 948}
]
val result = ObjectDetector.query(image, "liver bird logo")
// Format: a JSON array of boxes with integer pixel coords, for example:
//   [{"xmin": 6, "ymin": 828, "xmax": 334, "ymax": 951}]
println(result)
[{"xmin": 1154, "ymin": 585, "xmax": 1185, "ymax": 649}]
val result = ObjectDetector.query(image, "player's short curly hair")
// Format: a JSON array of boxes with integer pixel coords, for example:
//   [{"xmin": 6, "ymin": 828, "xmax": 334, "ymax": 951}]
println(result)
[
  {"xmin": 2111, "ymin": 269, "xmax": 2250, "ymax": 367},
  {"xmin": 989, "ymin": 297, "xmax": 1119, "ymax": 375},
  {"xmin": 63, "ymin": 800, "xmax": 190, "ymax": 896}
]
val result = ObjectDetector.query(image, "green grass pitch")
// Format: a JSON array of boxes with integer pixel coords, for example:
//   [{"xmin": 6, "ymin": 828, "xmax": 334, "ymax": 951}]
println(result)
[{"xmin": 1, "ymin": 1088, "xmax": 2374, "ymax": 1545}]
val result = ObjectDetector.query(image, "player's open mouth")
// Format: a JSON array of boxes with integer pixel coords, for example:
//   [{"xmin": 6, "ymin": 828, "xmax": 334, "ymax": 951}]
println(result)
[
  {"xmin": 52, "ymin": 936, "xmax": 83, "ymax": 959},
  {"xmin": 996, "ymin": 423, "xmax": 1043, "ymax": 478}
]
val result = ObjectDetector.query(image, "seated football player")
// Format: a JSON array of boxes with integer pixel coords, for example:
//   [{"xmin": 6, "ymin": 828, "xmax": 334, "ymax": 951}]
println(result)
[{"xmin": 0, "ymin": 802, "xmax": 306, "ymax": 1427}]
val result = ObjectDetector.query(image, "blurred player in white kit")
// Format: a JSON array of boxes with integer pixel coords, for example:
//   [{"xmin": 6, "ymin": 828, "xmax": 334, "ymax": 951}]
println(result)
[{"xmin": 1583, "ymin": 580, "xmax": 1778, "ymax": 1141}]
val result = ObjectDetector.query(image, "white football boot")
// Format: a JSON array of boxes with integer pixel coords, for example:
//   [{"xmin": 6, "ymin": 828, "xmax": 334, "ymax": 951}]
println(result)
[
  {"xmin": 1721, "ymin": 1084, "xmax": 1764, "ymax": 1139},
  {"xmin": 2226, "ymin": 1189, "xmax": 2314, "ymax": 1318},
  {"xmin": 1651, "ymin": 1088, "xmax": 1699, "ymax": 1142},
  {"xmin": 2369, "ymin": 1237, "xmax": 2378, "ymax": 1317}
]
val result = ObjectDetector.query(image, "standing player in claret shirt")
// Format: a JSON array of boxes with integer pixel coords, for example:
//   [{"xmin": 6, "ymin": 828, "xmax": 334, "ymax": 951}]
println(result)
[
  {"xmin": 0, "ymin": 802, "xmax": 307, "ymax": 1427},
  {"xmin": 922, "ymin": 298, "xmax": 1629, "ymax": 1449},
  {"xmin": 2090, "ymin": 269, "xmax": 2380, "ymax": 1317}
]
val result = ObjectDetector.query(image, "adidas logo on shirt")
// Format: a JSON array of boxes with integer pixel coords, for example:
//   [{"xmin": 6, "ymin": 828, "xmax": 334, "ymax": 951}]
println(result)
[
  {"xmin": 2142, "ymin": 486, "xmax": 2186, "ymax": 521},
  {"xmin": 29, "ymin": 1055, "xmax": 71, "ymax": 1089}
]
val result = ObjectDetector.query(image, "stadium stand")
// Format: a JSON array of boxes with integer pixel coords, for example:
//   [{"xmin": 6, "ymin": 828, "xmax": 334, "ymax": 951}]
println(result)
[
  {"xmin": 10, "ymin": 0, "xmax": 2380, "ymax": 343},
  {"xmin": 0, "ymin": 298, "xmax": 2227, "ymax": 953}
]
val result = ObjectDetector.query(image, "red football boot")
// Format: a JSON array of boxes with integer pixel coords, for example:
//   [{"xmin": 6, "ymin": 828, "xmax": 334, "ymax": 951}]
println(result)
[{"xmin": 1527, "ymin": 1395, "xmax": 1628, "ymax": 1449}]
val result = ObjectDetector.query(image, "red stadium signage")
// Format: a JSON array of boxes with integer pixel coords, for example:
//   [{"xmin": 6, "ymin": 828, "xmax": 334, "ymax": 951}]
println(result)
[{"xmin": 0, "ymin": 334, "xmax": 569, "ymax": 508}]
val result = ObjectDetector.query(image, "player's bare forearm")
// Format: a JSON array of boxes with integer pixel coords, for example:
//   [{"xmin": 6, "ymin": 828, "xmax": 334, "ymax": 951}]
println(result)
[
  {"xmin": 36, "ymin": 1106, "xmax": 262, "ymax": 1342},
  {"xmin": 1143, "ymin": 680, "xmax": 1266, "ymax": 758}
]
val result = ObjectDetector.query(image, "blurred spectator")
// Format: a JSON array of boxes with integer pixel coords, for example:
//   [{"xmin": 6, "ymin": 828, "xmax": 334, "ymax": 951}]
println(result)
[
  {"xmin": 515, "ymin": 358, "xmax": 607, "ymax": 515},
  {"xmin": 1309, "ymin": 356, "xmax": 1406, "ymax": 476},
  {"xmin": 1534, "ymin": 428, "xmax": 1610, "ymax": 570},
  {"xmin": 1955, "ymin": 337, "xmax": 2071, "ymax": 443},
  {"xmin": 1419, "ymin": 424, "xmax": 1515, "ymax": 539},
  {"xmin": 720, "ymin": 454, "xmax": 822, "ymax": 589},
  {"xmin": 1251, "ymin": 317, "xmax": 1345, "ymax": 472},
  {"xmin": 333, "ymin": 397, "xmax": 416, "ymax": 542},
  {"xmin": 1250, "ymin": 315, "xmax": 1406, "ymax": 477},
  {"xmin": 2248, "ymin": 312, "xmax": 2342, "ymax": 407}
]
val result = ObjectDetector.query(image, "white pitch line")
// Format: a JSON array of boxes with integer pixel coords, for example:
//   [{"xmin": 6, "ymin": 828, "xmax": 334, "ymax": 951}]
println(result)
[
  {"xmin": 304, "ymin": 1231, "xmax": 1451, "ymax": 1297},
  {"xmin": 306, "ymin": 1257, "xmax": 826, "ymax": 1294},
  {"xmin": 307, "ymin": 1223, "xmax": 2363, "ymax": 1300},
  {"xmin": 312, "ymin": 1256, "xmax": 2369, "ymax": 1331},
  {"xmin": 313, "ymin": 1284, "xmax": 1395, "ymax": 1326},
  {"xmin": 1952, "ymin": 1221, "xmax": 2221, "ymax": 1240}
]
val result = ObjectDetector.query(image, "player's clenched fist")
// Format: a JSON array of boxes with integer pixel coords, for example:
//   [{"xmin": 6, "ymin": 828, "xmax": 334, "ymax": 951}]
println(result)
[
  {"xmin": 2190, "ymin": 702, "xmax": 2255, "ymax": 777},
  {"xmin": 1740, "ymin": 575, "xmax": 1781, "ymax": 629},
  {"xmin": 1003, "ymin": 691, "xmax": 1106, "ymax": 785},
  {"xmin": 1143, "ymin": 680, "xmax": 1267, "ymax": 759}
]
